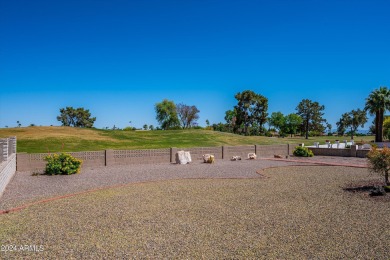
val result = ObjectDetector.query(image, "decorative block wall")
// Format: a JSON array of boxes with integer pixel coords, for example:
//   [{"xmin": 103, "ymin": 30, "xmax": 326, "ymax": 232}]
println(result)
[
  {"xmin": 224, "ymin": 145, "xmax": 255, "ymax": 159},
  {"xmin": 14, "ymin": 143, "xmax": 370, "ymax": 172},
  {"xmin": 0, "ymin": 137, "xmax": 17, "ymax": 198}
]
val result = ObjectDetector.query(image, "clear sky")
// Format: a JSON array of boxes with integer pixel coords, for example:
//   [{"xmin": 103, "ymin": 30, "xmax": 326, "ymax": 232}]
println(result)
[{"xmin": 1, "ymin": 0, "xmax": 389, "ymax": 129}]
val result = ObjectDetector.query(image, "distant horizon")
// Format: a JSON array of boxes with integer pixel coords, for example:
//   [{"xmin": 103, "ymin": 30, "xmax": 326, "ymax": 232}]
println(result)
[{"xmin": 1, "ymin": 0, "xmax": 389, "ymax": 129}]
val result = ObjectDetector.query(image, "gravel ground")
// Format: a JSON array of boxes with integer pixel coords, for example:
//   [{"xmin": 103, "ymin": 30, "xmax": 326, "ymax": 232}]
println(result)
[
  {"xmin": 0, "ymin": 165, "xmax": 388, "ymax": 259},
  {"xmin": 280, "ymin": 155, "xmax": 368, "ymax": 167},
  {"xmin": 0, "ymin": 159, "xmax": 309, "ymax": 210}
]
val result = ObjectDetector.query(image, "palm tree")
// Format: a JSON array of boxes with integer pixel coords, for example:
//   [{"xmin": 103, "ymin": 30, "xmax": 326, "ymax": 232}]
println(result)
[{"xmin": 365, "ymin": 86, "xmax": 390, "ymax": 142}]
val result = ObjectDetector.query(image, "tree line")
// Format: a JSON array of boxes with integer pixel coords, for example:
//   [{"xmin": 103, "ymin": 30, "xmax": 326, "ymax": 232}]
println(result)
[
  {"xmin": 212, "ymin": 90, "xmax": 328, "ymax": 139},
  {"xmin": 55, "ymin": 86, "xmax": 390, "ymax": 142}
]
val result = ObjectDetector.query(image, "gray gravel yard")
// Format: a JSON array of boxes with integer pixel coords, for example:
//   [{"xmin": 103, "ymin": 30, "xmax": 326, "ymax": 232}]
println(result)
[
  {"xmin": 0, "ymin": 158, "xmax": 388, "ymax": 259},
  {"xmin": 0, "ymin": 159, "xmax": 308, "ymax": 210}
]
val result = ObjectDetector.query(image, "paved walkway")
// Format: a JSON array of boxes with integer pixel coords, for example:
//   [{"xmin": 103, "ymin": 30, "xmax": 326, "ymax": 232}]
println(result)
[{"xmin": 0, "ymin": 156, "xmax": 368, "ymax": 214}]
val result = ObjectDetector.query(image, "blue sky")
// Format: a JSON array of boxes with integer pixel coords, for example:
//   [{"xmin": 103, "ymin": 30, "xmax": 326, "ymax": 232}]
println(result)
[{"xmin": 1, "ymin": 0, "xmax": 389, "ymax": 129}]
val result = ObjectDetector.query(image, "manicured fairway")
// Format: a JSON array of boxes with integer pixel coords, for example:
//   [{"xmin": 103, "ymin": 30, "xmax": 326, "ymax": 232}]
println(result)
[{"xmin": 0, "ymin": 126, "xmax": 374, "ymax": 153}]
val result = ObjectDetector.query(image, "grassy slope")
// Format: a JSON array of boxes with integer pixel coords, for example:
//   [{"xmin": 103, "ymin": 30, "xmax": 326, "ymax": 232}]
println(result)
[{"xmin": 0, "ymin": 126, "xmax": 375, "ymax": 153}]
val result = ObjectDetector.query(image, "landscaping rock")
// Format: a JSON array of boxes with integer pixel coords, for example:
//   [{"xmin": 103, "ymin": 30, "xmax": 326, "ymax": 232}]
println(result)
[
  {"xmin": 203, "ymin": 154, "xmax": 215, "ymax": 163},
  {"xmin": 175, "ymin": 151, "xmax": 192, "ymax": 164},
  {"xmin": 248, "ymin": 153, "xmax": 257, "ymax": 160}
]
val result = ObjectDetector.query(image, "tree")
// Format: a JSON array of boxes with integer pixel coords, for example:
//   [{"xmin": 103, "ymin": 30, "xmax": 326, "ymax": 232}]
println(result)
[
  {"xmin": 155, "ymin": 99, "xmax": 180, "ymax": 130},
  {"xmin": 367, "ymin": 146, "xmax": 390, "ymax": 185},
  {"xmin": 326, "ymin": 123, "xmax": 332, "ymax": 135},
  {"xmin": 17, "ymin": 121, "xmax": 21, "ymax": 127},
  {"xmin": 369, "ymin": 120, "xmax": 376, "ymax": 135},
  {"xmin": 282, "ymin": 113, "xmax": 303, "ymax": 137},
  {"xmin": 143, "ymin": 124, "xmax": 148, "ymax": 130},
  {"xmin": 268, "ymin": 112, "xmax": 285, "ymax": 133},
  {"xmin": 57, "ymin": 107, "xmax": 96, "ymax": 128},
  {"xmin": 382, "ymin": 117, "xmax": 390, "ymax": 140},
  {"xmin": 296, "ymin": 99, "xmax": 326, "ymax": 139},
  {"xmin": 338, "ymin": 109, "xmax": 367, "ymax": 140},
  {"xmin": 176, "ymin": 103, "xmax": 200, "ymax": 129},
  {"xmin": 234, "ymin": 90, "xmax": 268, "ymax": 135},
  {"xmin": 205, "ymin": 119, "xmax": 210, "ymax": 127},
  {"xmin": 336, "ymin": 113, "xmax": 348, "ymax": 136},
  {"xmin": 365, "ymin": 86, "xmax": 390, "ymax": 142},
  {"xmin": 224, "ymin": 109, "xmax": 236, "ymax": 133},
  {"xmin": 149, "ymin": 125, "xmax": 154, "ymax": 131}
]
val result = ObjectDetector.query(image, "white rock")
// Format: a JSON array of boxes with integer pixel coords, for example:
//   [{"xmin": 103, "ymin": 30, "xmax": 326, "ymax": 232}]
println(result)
[
  {"xmin": 248, "ymin": 153, "xmax": 257, "ymax": 159},
  {"xmin": 176, "ymin": 151, "xmax": 192, "ymax": 164}
]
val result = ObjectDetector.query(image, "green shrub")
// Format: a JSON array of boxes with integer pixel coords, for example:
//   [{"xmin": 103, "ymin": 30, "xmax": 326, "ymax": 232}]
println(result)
[
  {"xmin": 44, "ymin": 153, "xmax": 82, "ymax": 175},
  {"xmin": 308, "ymin": 131, "xmax": 322, "ymax": 137},
  {"xmin": 123, "ymin": 127, "xmax": 136, "ymax": 131},
  {"xmin": 293, "ymin": 146, "xmax": 314, "ymax": 157}
]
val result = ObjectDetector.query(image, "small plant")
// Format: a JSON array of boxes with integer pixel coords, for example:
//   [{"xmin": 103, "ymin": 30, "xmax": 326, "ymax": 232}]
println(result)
[
  {"xmin": 367, "ymin": 147, "xmax": 390, "ymax": 185},
  {"xmin": 293, "ymin": 146, "xmax": 314, "ymax": 157},
  {"xmin": 44, "ymin": 153, "xmax": 82, "ymax": 175}
]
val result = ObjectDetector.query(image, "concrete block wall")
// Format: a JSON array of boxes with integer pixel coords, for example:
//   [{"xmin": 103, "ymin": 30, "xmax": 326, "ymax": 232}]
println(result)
[
  {"xmin": 16, "ymin": 144, "xmax": 294, "ymax": 171},
  {"xmin": 14, "ymin": 143, "xmax": 370, "ymax": 172},
  {"xmin": 356, "ymin": 150, "xmax": 370, "ymax": 158},
  {"xmin": 0, "ymin": 154, "xmax": 16, "ymax": 198},
  {"xmin": 0, "ymin": 137, "xmax": 17, "ymax": 198},
  {"xmin": 256, "ymin": 144, "xmax": 289, "ymax": 158},
  {"xmin": 307, "ymin": 145, "xmax": 370, "ymax": 158},
  {"xmin": 0, "ymin": 138, "xmax": 8, "ymax": 162},
  {"xmin": 178, "ymin": 147, "xmax": 223, "ymax": 161},
  {"xmin": 224, "ymin": 145, "xmax": 255, "ymax": 159},
  {"xmin": 110, "ymin": 148, "xmax": 170, "ymax": 165},
  {"xmin": 17, "ymin": 151, "xmax": 106, "ymax": 171},
  {"xmin": 307, "ymin": 147, "xmax": 352, "ymax": 157}
]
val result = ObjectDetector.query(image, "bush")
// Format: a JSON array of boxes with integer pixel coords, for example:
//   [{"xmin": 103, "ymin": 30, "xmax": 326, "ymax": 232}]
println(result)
[
  {"xmin": 123, "ymin": 127, "xmax": 136, "ymax": 131},
  {"xmin": 293, "ymin": 146, "xmax": 314, "ymax": 157},
  {"xmin": 367, "ymin": 147, "xmax": 390, "ymax": 185},
  {"xmin": 308, "ymin": 131, "xmax": 322, "ymax": 137},
  {"xmin": 44, "ymin": 153, "xmax": 82, "ymax": 175}
]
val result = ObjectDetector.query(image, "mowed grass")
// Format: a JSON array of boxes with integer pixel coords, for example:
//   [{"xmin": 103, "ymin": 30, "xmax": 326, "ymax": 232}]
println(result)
[
  {"xmin": 0, "ymin": 126, "xmax": 375, "ymax": 153},
  {"xmin": 0, "ymin": 167, "xmax": 388, "ymax": 258}
]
